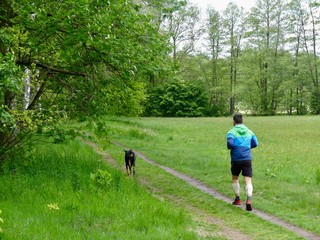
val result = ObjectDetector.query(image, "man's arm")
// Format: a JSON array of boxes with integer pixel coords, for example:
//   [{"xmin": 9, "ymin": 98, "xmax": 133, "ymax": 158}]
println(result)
[
  {"xmin": 227, "ymin": 132, "xmax": 234, "ymax": 149},
  {"xmin": 251, "ymin": 135, "xmax": 258, "ymax": 148}
]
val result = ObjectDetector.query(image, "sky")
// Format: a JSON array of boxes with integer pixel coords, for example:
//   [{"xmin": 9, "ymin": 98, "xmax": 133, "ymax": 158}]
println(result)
[{"xmin": 189, "ymin": 0, "xmax": 257, "ymax": 13}]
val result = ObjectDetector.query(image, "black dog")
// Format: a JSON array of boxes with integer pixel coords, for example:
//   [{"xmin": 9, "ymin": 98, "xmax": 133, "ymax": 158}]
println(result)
[{"xmin": 124, "ymin": 149, "xmax": 136, "ymax": 176}]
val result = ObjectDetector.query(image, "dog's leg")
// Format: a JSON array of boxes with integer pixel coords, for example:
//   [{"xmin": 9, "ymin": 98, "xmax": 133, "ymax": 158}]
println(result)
[
  {"xmin": 128, "ymin": 159, "xmax": 132, "ymax": 175},
  {"xmin": 126, "ymin": 162, "xmax": 129, "ymax": 175}
]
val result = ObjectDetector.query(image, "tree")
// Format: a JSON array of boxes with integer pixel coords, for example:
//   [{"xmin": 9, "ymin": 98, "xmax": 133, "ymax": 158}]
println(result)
[
  {"xmin": 0, "ymin": 0, "xmax": 171, "ymax": 164},
  {"xmin": 244, "ymin": 0, "xmax": 287, "ymax": 115},
  {"xmin": 284, "ymin": 0, "xmax": 309, "ymax": 114},
  {"xmin": 303, "ymin": 0, "xmax": 320, "ymax": 113},
  {"xmin": 222, "ymin": 3, "xmax": 245, "ymax": 115},
  {"xmin": 160, "ymin": 1, "xmax": 202, "ymax": 65},
  {"xmin": 203, "ymin": 7, "xmax": 229, "ymax": 116}
]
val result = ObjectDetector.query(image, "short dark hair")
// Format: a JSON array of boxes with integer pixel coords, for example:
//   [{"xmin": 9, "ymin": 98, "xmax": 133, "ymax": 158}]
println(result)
[{"xmin": 233, "ymin": 113, "xmax": 243, "ymax": 124}]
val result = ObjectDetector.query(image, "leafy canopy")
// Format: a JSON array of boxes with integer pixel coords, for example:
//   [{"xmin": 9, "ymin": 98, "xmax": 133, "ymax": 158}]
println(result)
[{"xmin": 0, "ymin": 0, "xmax": 172, "ymax": 164}]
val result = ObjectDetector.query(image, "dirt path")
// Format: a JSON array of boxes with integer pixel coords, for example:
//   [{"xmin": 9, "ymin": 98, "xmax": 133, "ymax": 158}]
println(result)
[
  {"xmin": 133, "ymin": 149, "xmax": 320, "ymax": 240},
  {"xmin": 87, "ymin": 140, "xmax": 320, "ymax": 240}
]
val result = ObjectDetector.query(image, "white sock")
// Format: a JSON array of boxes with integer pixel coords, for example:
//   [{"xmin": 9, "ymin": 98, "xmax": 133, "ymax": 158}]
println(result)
[
  {"xmin": 232, "ymin": 182, "xmax": 240, "ymax": 195},
  {"xmin": 246, "ymin": 184, "xmax": 253, "ymax": 197}
]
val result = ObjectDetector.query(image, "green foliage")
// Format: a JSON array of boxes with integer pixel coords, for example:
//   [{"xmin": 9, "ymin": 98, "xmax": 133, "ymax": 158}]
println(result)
[
  {"xmin": 104, "ymin": 80, "xmax": 148, "ymax": 117},
  {"xmin": 0, "ymin": 53, "xmax": 22, "ymax": 95},
  {"xmin": 176, "ymin": 53, "xmax": 230, "ymax": 116},
  {"xmin": 47, "ymin": 126, "xmax": 76, "ymax": 144},
  {"xmin": 0, "ymin": 0, "xmax": 173, "ymax": 165},
  {"xmin": 0, "ymin": 106, "xmax": 15, "ymax": 131},
  {"xmin": 90, "ymin": 169, "xmax": 112, "ymax": 193},
  {"xmin": 14, "ymin": 0, "xmax": 169, "ymax": 117},
  {"xmin": 0, "ymin": 106, "xmax": 70, "ymax": 163},
  {"xmin": 144, "ymin": 80, "xmax": 208, "ymax": 117}
]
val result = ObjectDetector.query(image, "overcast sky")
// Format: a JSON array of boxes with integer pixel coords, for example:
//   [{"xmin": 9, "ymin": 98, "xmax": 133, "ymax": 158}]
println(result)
[{"xmin": 189, "ymin": 0, "xmax": 257, "ymax": 13}]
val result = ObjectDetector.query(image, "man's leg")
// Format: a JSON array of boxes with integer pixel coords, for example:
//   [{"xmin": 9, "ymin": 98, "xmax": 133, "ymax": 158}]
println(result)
[
  {"xmin": 244, "ymin": 176, "xmax": 253, "ymax": 198},
  {"xmin": 232, "ymin": 175, "xmax": 241, "ymax": 205},
  {"xmin": 244, "ymin": 176, "xmax": 253, "ymax": 211}
]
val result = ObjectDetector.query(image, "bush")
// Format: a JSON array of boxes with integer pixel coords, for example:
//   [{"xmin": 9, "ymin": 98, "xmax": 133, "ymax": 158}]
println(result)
[{"xmin": 144, "ymin": 80, "xmax": 208, "ymax": 117}]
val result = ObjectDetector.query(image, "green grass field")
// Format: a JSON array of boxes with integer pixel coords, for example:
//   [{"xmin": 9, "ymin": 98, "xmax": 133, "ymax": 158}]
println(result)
[
  {"xmin": 98, "ymin": 115, "xmax": 320, "ymax": 236},
  {"xmin": 1, "ymin": 115, "xmax": 319, "ymax": 239}
]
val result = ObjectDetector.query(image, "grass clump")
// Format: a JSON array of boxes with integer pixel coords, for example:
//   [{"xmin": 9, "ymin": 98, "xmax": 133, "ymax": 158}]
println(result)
[{"xmin": 0, "ymin": 140, "xmax": 200, "ymax": 239}]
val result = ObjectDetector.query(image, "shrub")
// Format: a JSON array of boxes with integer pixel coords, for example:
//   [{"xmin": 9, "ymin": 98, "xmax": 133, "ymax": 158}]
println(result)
[{"xmin": 144, "ymin": 80, "xmax": 208, "ymax": 117}]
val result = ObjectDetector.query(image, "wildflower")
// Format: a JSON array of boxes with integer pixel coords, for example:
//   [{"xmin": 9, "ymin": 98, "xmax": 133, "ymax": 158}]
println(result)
[{"xmin": 47, "ymin": 203, "xmax": 60, "ymax": 210}]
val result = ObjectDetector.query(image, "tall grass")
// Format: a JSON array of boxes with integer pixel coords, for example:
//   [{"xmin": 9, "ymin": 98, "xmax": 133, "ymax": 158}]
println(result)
[
  {"xmin": 100, "ymin": 115, "xmax": 320, "ymax": 235},
  {"xmin": 0, "ymin": 140, "xmax": 200, "ymax": 239}
]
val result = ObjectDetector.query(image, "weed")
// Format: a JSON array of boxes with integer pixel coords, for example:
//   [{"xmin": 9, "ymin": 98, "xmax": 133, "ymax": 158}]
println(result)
[{"xmin": 90, "ymin": 169, "xmax": 112, "ymax": 192}]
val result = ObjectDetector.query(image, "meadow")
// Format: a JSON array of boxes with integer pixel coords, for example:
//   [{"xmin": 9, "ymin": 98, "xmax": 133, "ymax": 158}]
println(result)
[
  {"xmin": 98, "ymin": 115, "xmax": 320, "ymax": 236},
  {"xmin": 0, "ymin": 115, "xmax": 319, "ymax": 239}
]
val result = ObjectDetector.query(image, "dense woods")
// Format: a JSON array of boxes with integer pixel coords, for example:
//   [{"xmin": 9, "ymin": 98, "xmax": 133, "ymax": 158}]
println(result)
[{"xmin": 0, "ymin": 0, "xmax": 319, "ymax": 163}]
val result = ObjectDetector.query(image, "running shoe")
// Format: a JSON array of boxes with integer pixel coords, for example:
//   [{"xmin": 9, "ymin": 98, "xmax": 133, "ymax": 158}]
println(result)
[
  {"xmin": 232, "ymin": 199, "xmax": 241, "ymax": 205},
  {"xmin": 246, "ymin": 200, "xmax": 252, "ymax": 211}
]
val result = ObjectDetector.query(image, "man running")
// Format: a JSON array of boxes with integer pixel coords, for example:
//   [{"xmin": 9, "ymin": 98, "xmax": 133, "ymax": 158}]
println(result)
[{"xmin": 226, "ymin": 113, "xmax": 259, "ymax": 211}]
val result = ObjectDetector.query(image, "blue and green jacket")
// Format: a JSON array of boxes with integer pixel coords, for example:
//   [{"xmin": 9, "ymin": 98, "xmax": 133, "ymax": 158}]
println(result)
[{"xmin": 227, "ymin": 124, "xmax": 258, "ymax": 161}]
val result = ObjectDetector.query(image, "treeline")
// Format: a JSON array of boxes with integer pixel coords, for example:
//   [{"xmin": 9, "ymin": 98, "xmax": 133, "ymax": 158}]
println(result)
[
  {"xmin": 0, "ymin": 0, "xmax": 319, "ymax": 163},
  {"xmin": 150, "ymin": 0, "xmax": 320, "ymax": 116}
]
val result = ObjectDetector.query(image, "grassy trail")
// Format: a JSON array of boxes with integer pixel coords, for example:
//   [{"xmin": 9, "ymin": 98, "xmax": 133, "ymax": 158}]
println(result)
[{"xmin": 86, "ymin": 139, "xmax": 317, "ymax": 240}]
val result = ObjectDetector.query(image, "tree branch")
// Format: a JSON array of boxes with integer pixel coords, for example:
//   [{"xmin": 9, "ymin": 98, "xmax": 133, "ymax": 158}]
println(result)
[{"xmin": 16, "ymin": 60, "xmax": 86, "ymax": 77}]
